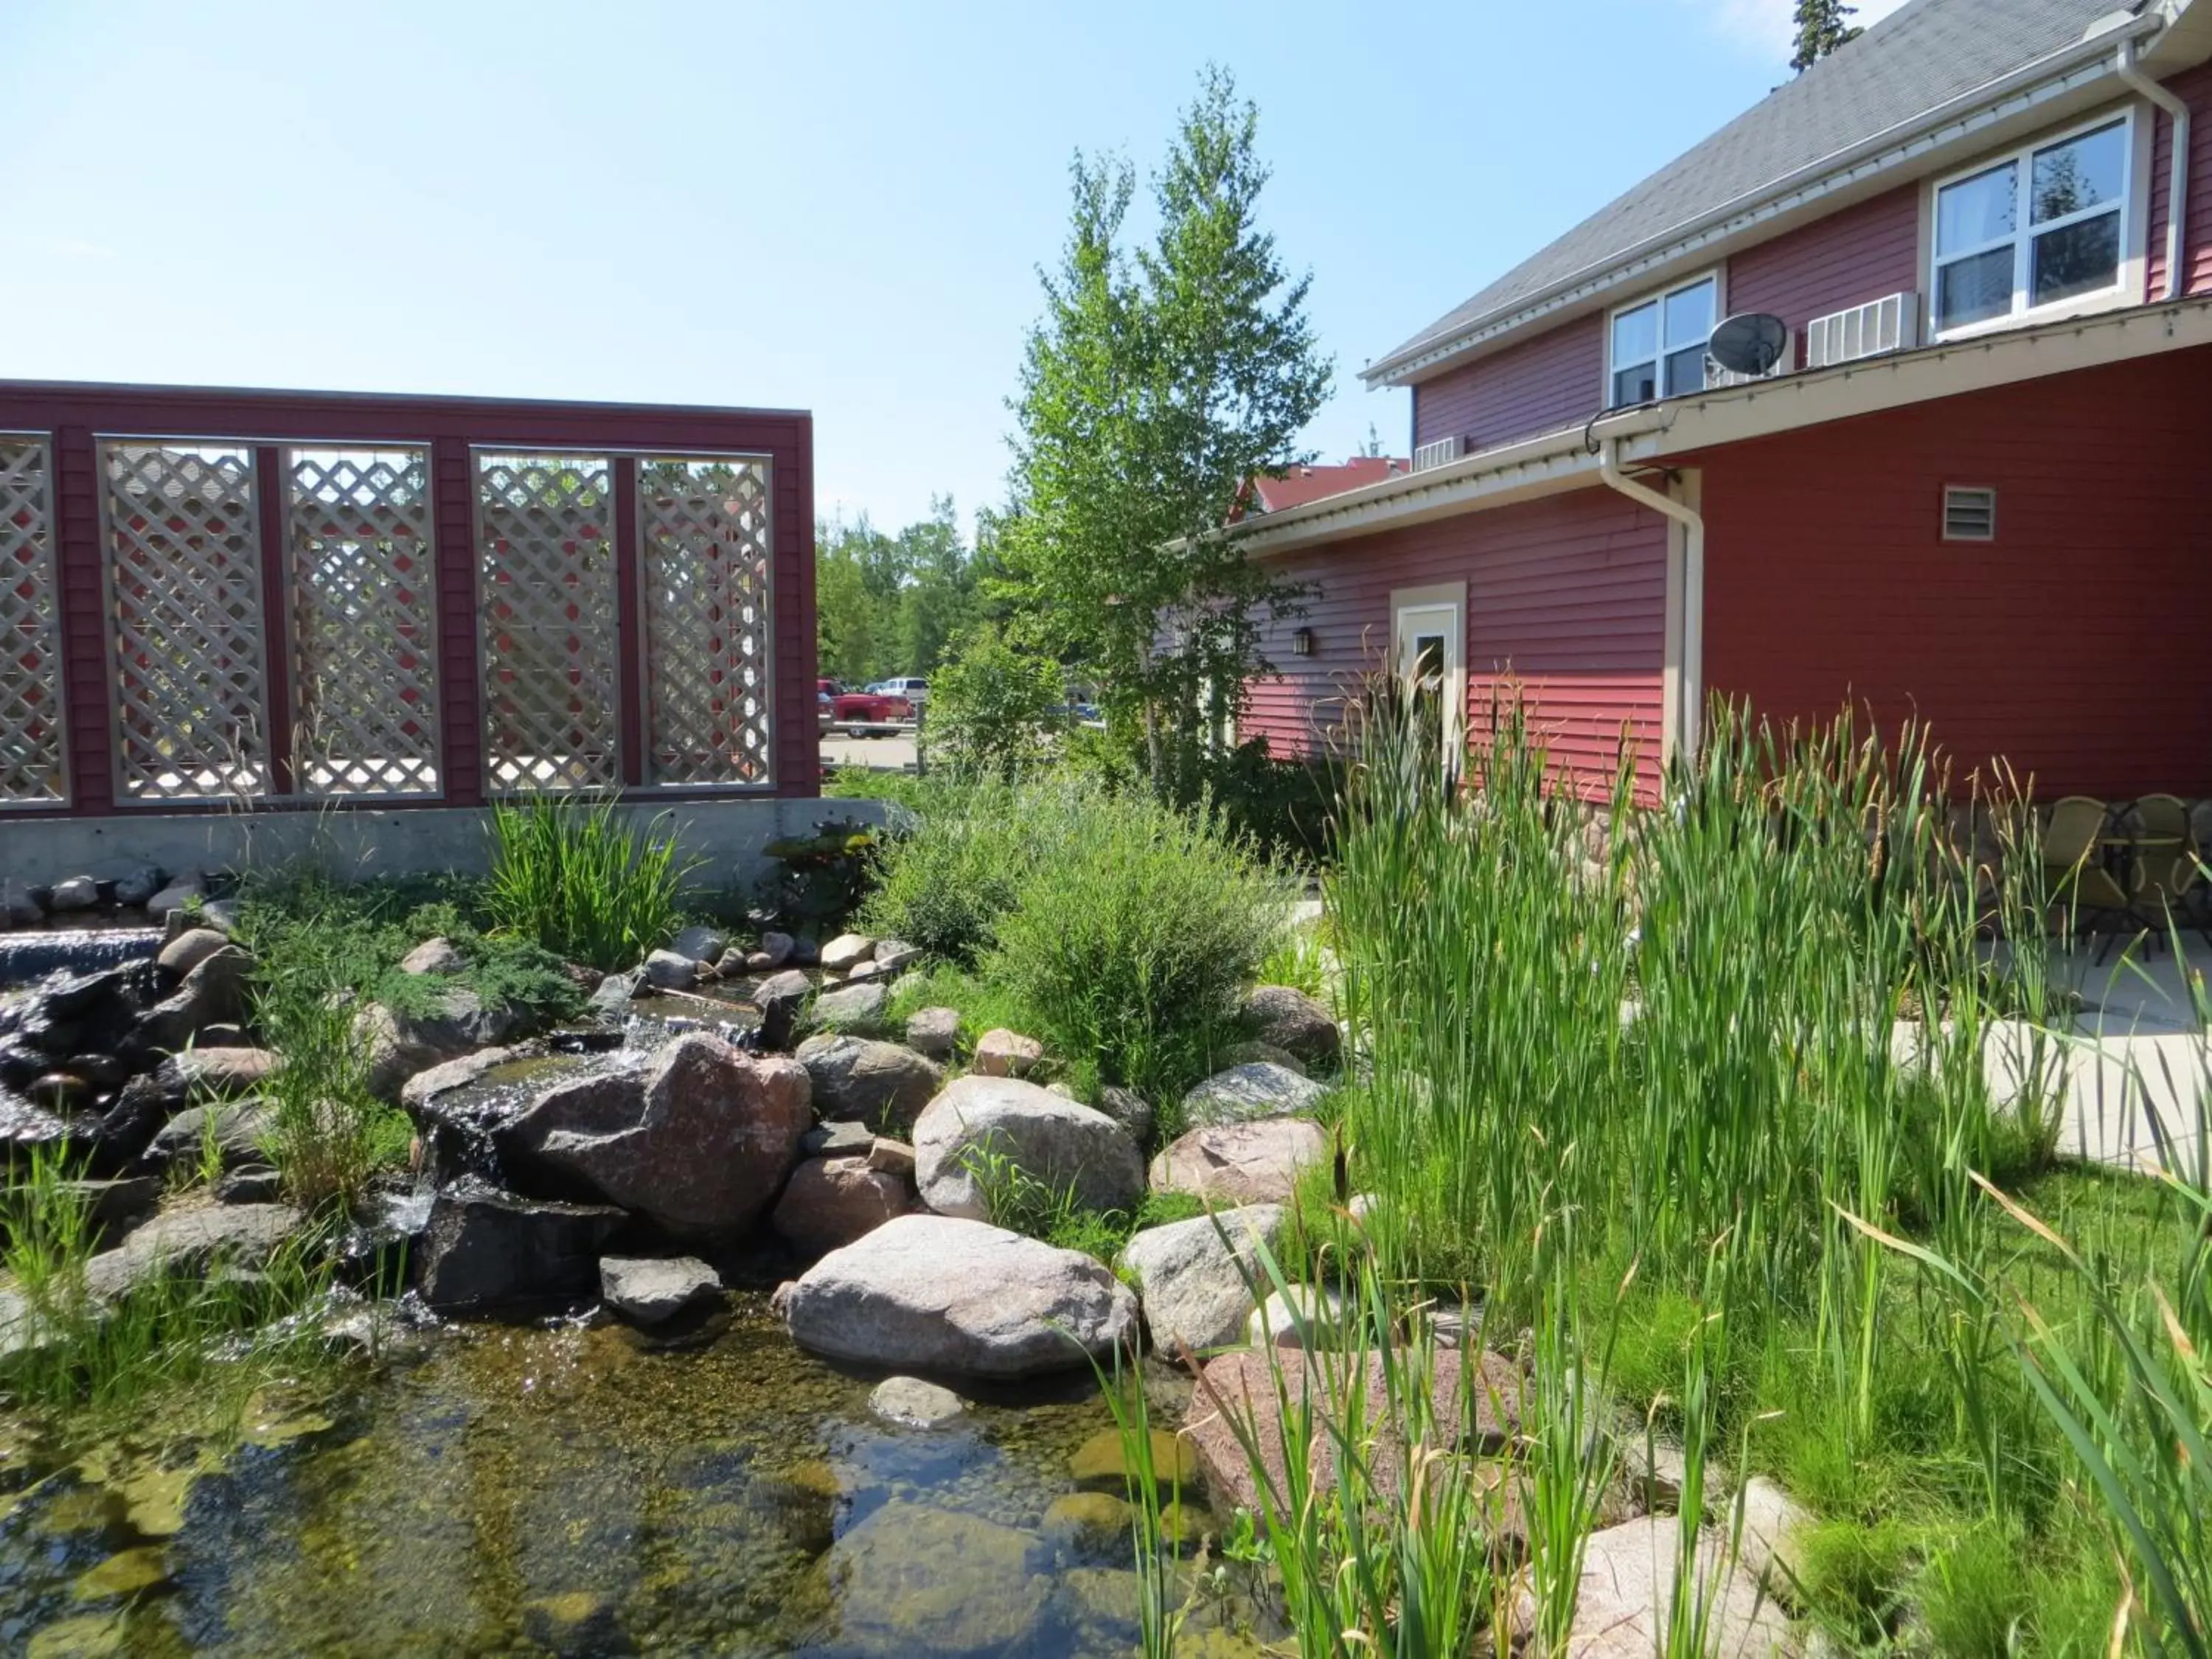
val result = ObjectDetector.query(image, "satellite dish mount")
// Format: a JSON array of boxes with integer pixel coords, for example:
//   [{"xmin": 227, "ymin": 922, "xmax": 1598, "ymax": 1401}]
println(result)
[{"xmin": 1707, "ymin": 312, "xmax": 1790, "ymax": 378}]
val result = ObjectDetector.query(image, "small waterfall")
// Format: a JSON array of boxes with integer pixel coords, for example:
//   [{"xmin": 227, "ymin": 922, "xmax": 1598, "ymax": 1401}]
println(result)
[{"xmin": 0, "ymin": 928, "xmax": 164, "ymax": 987}]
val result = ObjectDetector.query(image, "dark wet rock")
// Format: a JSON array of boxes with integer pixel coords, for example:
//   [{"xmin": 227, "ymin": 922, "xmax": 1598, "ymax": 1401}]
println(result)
[
  {"xmin": 111, "ymin": 866, "xmax": 162, "ymax": 908},
  {"xmin": 972, "ymin": 1028, "xmax": 1043, "ymax": 1078},
  {"xmin": 905, "ymin": 1005, "xmax": 959, "ymax": 1059},
  {"xmin": 397, "ymin": 1046, "xmax": 529, "ymax": 1114},
  {"xmin": 142, "ymin": 1100, "xmax": 273, "ymax": 1173},
  {"xmin": 136, "ymin": 945, "xmax": 254, "ymax": 1054},
  {"xmin": 215, "ymin": 1165, "xmax": 284, "ymax": 1204},
  {"xmin": 669, "ymin": 925, "xmax": 728, "ymax": 964},
  {"xmin": 814, "ymin": 1500, "xmax": 1050, "ymax": 1654},
  {"xmin": 913, "ymin": 1076, "xmax": 1144, "ymax": 1221},
  {"xmin": 1096, "ymin": 1085, "xmax": 1155, "ymax": 1147},
  {"xmin": 599, "ymin": 1254, "xmax": 722, "ymax": 1324},
  {"xmin": 358, "ymin": 987, "xmax": 529, "ymax": 1101},
  {"xmin": 66, "ymin": 1052, "xmax": 131, "ymax": 1090},
  {"xmin": 802, "ymin": 981, "xmax": 888, "ymax": 1037},
  {"xmin": 869, "ymin": 1374, "xmax": 967, "ymax": 1429},
  {"xmin": 145, "ymin": 874, "xmax": 206, "ymax": 920},
  {"xmin": 585, "ymin": 970, "xmax": 643, "ymax": 1022},
  {"xmin": 417, "ymin": 1180, "xmax": 627, "ymax": 1313},
  {"xmin": 795, "ymin": 1034, "xmax": 943, "ymax": 1131},
  {"xmin": 496, "ymin": 1033, "xmax": 812, "ymax": 1240},
  {"xmin": 789, "ymin": 936, "xmax": 821, "ymax": 967},
  {"xmin": 1150, "ymin": 1119, "xmax": 1328, "ymax": 1206},
  {"xmin": 63, "ymin": 1175, "xmax": 161, "ymax": 1230},
  {"xmin": 642, "ymin": 949, "xmax": 697, "ymax": 990},
  {"xmin": 523, "ymin": 1590, "xmax": 635, "ymax": 1658},
  {"xmin": 771, "ymin": 1155, "xmax": 913, "ymax": 1254},
  {"xmin": 1119, "ymin": 1203, "xmax": 1286, "ymax": 1355},
  {"xmin": 193, "ymin": 1023, "xmax": 249, "ymax": 1048},
  {"xmin": 754, "ymin": 968, "xmax": 811, "ymax": 1049},
  {"xmin": 754, "ymin": 930, "xmax": 796, "ymax": 970},
  {"xmin": 27, "ymin": 1071, "xmax": 91, "ymax": 1113},
  {"xmin": 781, "ymin": 1213, "xmax": 1138, "ymax": 1378},
  {"xmin": 156, "ymin": 927, "xmax": 232, "ymax": 978},
  {"xmin": 0, "ymin": 879, "xmax": 44, "ymax": 927},
  {"xmin": 1180, "ymin": 1062, "xmax": 1328, "ymax": 1128},
  {"xmin": 399, "ymin": 936, "xmax": 466, "ymax": 976},
  {"xmin": 1242, "ymin": 984, "xmax": 1340, "ymax": 1067},
  {"xmin": 801, "ymin": 1119, "xmax": 874, "ymax": 1157}
]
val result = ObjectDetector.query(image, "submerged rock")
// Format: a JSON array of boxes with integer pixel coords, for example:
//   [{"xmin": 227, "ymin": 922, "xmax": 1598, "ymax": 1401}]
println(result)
[
  {"xmin": 1149, "ymin": 1119, "xmax": 1327, "ymax": 1206},
  {"xmin": 497, "ymin": 1033, "xmax": 811, "ymax": 1240},
  {"xmin": 1180, "ymin": 1062, "xmax": 1328, "ymax": 1128},
  {"xmin": 795, "ymin": 1034, "xmax": 942, "ymax": 1130},
  {"xmin": 1118, "ymin": 1203, "xmax": 1284, "ymax": 1355},
  {"xmin": 781, "ymin": 1214, "xmax": 1138, "ymax": 1378},
  {"xmin": 868, "ymin": 1374, "xmax": 967, "ymax": 1430},
  {"xmin": 815, "ymin": 1500, "xmax": 1049, "ymax": 1655},
  {"xmin": 417, "ymin": 1182, "xmax": 626, "ymax": 1313},
  {"xmin": 599, "ymin": 1255, "xmax": 722, "ymax": 1324},
  {"xmin": 912, "ymin": 1076, "xmax": 1144, "ymax": 1221}
]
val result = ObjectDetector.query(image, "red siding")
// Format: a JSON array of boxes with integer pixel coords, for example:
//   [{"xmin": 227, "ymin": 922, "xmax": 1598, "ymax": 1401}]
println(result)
[
  {"xmin": 2147, "ymin": 61, "xmax": 2212, "ymax": 301},
  {"xmin": 1695, "ymin": 344, "xmax": 2212, "ymax": 798},
  {"xmin": 1245, "ymin": 488, "xmax": 1669, "ymax": 801},
  {"xmin": 1412, "ymin": 316, "xmax": 1604, "ymax": 455},
  {"xmin": 1725, "ymin": 183, "xmax": 1921, "ymax": 345}
]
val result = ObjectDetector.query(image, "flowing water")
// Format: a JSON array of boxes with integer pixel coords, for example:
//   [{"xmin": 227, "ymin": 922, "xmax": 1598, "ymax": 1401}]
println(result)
[{"xmin": 0, "ymin": 1293, "xmax": 1270, "ymax": 1658}]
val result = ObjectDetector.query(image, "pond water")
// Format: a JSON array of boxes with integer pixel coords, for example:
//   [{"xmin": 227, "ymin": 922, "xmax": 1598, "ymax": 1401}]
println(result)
[{"xmin": 0, "ymin": 1293, "xmax": 1269, "ymax": 1657}]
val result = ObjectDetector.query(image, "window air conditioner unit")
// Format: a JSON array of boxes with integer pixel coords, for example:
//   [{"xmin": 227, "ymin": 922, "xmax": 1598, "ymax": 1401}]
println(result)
[
  {"xmin": 1806, "ymin": 292, "xmax": 1919, "ymax": 369},
  {"xmin": 1412, "ymin": 435, "xmax": 1464, "ymax": 473}
]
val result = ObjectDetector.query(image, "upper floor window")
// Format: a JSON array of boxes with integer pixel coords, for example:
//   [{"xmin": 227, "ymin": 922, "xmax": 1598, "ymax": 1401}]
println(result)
[
  {"xmin": 1933, "ymin": 114, "xmax": 2132, "ymax": 335},
  {"xmin": 1608, "ymin": 274, "xmax": 1717, "ymax": 407}
]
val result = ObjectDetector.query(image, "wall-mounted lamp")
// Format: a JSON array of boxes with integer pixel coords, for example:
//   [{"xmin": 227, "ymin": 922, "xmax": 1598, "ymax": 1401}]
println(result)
[{"xmin": 1291, "ymin": 626, "xmax": 1316, "ymax": 658}]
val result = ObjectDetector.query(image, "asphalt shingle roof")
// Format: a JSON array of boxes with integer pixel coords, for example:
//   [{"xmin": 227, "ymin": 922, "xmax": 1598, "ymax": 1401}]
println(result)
[{"xmin": 1377, "ymin": 0, "xmax": 2140, "ymax": 377}]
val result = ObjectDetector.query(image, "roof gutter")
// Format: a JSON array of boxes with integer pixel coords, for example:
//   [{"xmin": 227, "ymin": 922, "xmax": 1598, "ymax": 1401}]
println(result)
[
  {"xmin": 2117, "ymin": 32, "xmax": 2191, "ymax": 299},
  {"xmin": 1363, "ymin": 10, "xmax": 2171, "ymax": 388}
]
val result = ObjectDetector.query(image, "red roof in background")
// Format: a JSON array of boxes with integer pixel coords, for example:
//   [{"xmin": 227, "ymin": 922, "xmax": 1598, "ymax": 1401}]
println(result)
[{"xmin": 1245, "ymin": 456, "xmax": 1410, "ymax": 514}]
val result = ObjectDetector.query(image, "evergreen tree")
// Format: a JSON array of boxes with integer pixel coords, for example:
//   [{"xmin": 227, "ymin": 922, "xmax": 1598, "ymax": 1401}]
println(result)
[{"xmin": 1791, "ymin": 0, "xmax": 1861, "ymax": 72}]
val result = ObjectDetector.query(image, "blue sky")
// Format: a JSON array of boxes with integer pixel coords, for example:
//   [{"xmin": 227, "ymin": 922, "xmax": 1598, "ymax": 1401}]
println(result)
[{"xmin": 1, "ymin": 0, "xmax": 1904, "ymax": 537}]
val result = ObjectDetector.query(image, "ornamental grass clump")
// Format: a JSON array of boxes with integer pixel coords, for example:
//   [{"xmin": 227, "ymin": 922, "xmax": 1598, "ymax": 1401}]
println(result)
[{"xmin": 484, "ymin": 790, "xmax": 695, "ymax": 970}]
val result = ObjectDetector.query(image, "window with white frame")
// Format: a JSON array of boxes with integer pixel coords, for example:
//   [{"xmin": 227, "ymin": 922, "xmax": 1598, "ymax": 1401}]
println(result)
[
  {"xmin": 1932, "ymin": 114, "xmax": 2133, "ymax": 334},
  {"xmin": 1607, "ymin": 273, "xmax": 1718, "ymax": 408}
]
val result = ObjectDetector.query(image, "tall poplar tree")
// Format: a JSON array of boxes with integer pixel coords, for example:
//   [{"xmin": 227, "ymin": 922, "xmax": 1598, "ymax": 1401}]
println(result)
[{"xmin": 1791, "ymin": 0, "xmax": 1861, "ymax": 72}]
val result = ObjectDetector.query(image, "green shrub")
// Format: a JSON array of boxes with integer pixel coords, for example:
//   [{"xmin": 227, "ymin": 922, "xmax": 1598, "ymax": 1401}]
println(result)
[
  {"xmin": 484, "ymin": 792, "xmax": 696, "ymax": 970},
  {"xmin": 982, "ymin": 780, "xmax": 1290, "ymax": 1105},
  {"xmin": 924, "ymin": 622, "xmax": 1067, "ymax": 779},
  {"xmin": 858, "ymin": 776, "xmax": 1055, "ymax": 965}
]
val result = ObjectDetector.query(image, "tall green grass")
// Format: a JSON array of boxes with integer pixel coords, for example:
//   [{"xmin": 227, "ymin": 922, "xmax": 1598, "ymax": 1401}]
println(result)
[{"xmin": 484, "ymin": 791, "xmax": 695, "ymax": 970}]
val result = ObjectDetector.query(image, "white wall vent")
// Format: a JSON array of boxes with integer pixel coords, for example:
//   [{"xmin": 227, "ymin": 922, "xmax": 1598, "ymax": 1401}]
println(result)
[
  {"xmin": 1411, "ymin": 434, "xmax": 1463, "ymax": 473},
  {"xmin": 1942, "ymin": 485, "xmax": 1997, "ymax": 542},
  {"xmin": 1806, "ymin": 292, "xmax": 1919, "ymax": 369}
]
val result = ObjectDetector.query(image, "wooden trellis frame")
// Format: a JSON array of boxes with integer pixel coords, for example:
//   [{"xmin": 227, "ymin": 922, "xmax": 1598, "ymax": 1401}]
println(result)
[{"xmin": 0, "ymin": 435, "xmax": 68, "ymax": 807}]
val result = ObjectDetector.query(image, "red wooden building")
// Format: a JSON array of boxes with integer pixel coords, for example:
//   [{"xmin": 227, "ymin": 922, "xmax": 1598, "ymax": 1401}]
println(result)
[{"xmin": 1237, "ymin": 0, "xmax": 2212, "ymax": 807}]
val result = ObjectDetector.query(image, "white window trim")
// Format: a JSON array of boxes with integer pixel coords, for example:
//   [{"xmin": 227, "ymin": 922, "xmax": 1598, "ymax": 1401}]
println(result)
[
  {"xmin": 1604, "ymin": 267, "xmax": 1725, "ymax": 410},
  {"xmin": 1925, "ymin": 104, "xmax": 2148, "ymax": 344}
]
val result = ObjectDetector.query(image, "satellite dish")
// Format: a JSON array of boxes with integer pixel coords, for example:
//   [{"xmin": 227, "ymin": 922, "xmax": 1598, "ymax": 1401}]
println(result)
[{"xmin": 1707, "ymin": 312, "xmax": 1790, "ymax": 378}]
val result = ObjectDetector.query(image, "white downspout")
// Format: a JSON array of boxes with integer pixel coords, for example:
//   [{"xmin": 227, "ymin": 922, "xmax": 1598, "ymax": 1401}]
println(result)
[
  {"xmin": 2118, "ymin": 34, "xmax": 2191, "ymax": 302},
  {"xmin": 1599, "ymin": 436, "xmax": 1704, "ymax": 765}
]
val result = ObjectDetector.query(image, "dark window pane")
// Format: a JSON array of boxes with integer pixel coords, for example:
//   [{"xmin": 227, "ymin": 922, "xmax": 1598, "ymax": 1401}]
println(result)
[
  {"xmin": 2032, "ymin": 122, "xmax": 2126, "ymax": 224},
  {"xmin": 1936, "ymin": 246, "xmax": 2014, "ymax": 329},
  {"xmin": 1663, "ymin": 279, "xmax": 1716, "ymax": 349},
  {"xmin": 1936, "ymin": 162, "xmax": 2017, "ymax": 255},
  {"xmin": 1663, "ymin": 344, "xmax": 1708, "ymax": 397},
  {"xmin": 1612, "ymin": 302, "xmax": 1658, "ymax": 367},
  {"xmin": 1611, "ymin": 364, "xmax": 1657, "ymax": 408},
  {"xmin": 1413, "ymin": 636, "xmax": 1444, "ymax": 683},
  {"xmin": 2031, "ymin": 211, "xmax": 2121, "ymax": 305}
]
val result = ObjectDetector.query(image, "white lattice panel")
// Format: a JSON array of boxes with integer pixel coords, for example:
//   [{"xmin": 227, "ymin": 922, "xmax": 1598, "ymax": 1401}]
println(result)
[
  {"xmin": 285, "ymin": 448, "xmax": 440, "ymax": 796},
  {"xmin": 639, "ymin": 458, "xmax": 775, "ymax": 787},
  {"xmin": 102, "ymin": 442, "xmax": 270, "ymax": 801},
  {"xmin": 0, "ymin": 438, "xmax": 67, "ymax": 805},
  {"xmin": 475, "ymin": 453, "xmax": 619, "ymax": 790}
]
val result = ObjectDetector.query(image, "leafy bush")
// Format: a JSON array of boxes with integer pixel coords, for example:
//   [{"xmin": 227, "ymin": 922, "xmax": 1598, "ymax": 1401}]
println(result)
[
  {"xmin": 484, "ymin": 792, "xmax": 696, "ymax": 970},
  {"xmin": 982, "ymin": 779, "xmax": 1290, "ymax": 1104},
  {"xmin": 924, "ymin": 622, "xmax": 1067, "ymax": 779},
  {"xmin": 858, "ymin": 776, "xmax": 1051, "ymax": 965}
]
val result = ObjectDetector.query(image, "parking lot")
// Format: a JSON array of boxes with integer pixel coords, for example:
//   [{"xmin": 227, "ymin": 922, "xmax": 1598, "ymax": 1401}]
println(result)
[{"xmin": 820, "ymin": 730, "xmax": 918, "ymax": 772}]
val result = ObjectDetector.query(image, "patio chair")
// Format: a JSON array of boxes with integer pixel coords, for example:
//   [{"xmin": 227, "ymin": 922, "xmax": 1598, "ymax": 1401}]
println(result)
[
  {"xmin": 2129, "ymin": 794, "xmax": 2211, "ymax": 947},
  {"xmin": 2041, "ymin": 796, "xmax": 2136, "ymax": 957}
]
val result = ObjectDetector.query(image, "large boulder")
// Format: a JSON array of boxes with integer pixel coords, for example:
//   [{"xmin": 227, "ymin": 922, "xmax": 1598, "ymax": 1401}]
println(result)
[
  {"xmin": 417, "ymin": 1180, "xmax": 627, "ymax": 1312},
  {"xmin": 1150, "ymin": 1119, "xmax": 1328, "ymax": 1206},
  {"xmin": 913, "ymin": 1076, "xmax": 1144, "ymax": 1221},
  {"xmin": 795, "ymin": 1034, "xmax": 944, "ymax": 1130},
  {"xmin": 781, "ymin": 1214, "xmax": 1139, "ymax": 1378},
  {"xmin": 1118, "ymin": 1203, "xmax": 1284, "ymax": 1355},
  {"xmin": 141, "ymin": 1101, "xmax": 273, "ymax": 1175},
  {"xmin": 135, "ymin": 946, "xmax": 254, "ymax": 1054},
  {"xmin": 1180, "ymin": 1062, "xmax": 1328, "ymax": 1128},
  {"xmin": 754, "ymin": 969, "xmax": 812, "ymax": 1049},
  {"xmin": 771, "ymin": 1155, "xmax": 913, "ymax": 1254},
  {"xmin": 81, "ymin": 1202, "xmax": 305, "ymax": 1301},
  {"xmin": 1509, "ymin": 1514, "xmax": 1794, "ymax": 1657},
  {"xmin": 495, "ymin": 1034, "xmax": 812, "ymax": 1240},
  {"xmin": 358, "ymin": 987, "xmax": 528, "ymax": 1102},
  {"xmin": 1242, "ymin": 984, "xmax": 1340, "ymax": 1067},
  {"xmin": 814, "ymin": 1500, "xmax": 1050, "ymax": 1655},
  {"xmin": 804, "ymin": 981, "xmax": 889, "ymax": 1036}
]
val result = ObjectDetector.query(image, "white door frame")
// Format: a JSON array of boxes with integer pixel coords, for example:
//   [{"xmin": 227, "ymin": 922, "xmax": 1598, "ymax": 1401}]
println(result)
[{"xmin": 1391, "ymin": 581, "xmax": 1467, "ymax": 776}]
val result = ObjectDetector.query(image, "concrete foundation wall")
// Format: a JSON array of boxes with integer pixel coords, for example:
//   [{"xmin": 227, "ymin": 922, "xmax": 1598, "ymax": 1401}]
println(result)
[{"xmin": 0, "ymin": 798, "xmax": 887, "ymax": 905}]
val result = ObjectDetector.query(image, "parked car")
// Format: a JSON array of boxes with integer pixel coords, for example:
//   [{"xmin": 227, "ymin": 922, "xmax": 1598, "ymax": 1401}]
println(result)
[
  {"xmin": 831, "ymin": 689, "xmax": 911, "ymax": 733},
  {"xmin": 872, "ymin": 677, "xmax": 928, "ymax": 709}
]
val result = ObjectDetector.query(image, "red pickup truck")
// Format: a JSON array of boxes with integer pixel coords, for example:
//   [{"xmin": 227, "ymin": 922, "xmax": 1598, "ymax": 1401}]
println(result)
[{"xmin": 830, "ymin": 689, "xmax": 911, "ymax": 732}]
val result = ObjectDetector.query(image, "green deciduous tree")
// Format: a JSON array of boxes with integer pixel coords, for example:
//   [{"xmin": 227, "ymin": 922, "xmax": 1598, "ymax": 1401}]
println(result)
[
  {"xmin": 814, "ymin": 496, "xmax": 982, "ymax": 686},
  {"xmin": 999, "ymin": 63, "xmax": 1330, "ymax": 797},
  {"xmin": 1790, "ymin": 0, "xmax": 1861, "ymax": 72}
]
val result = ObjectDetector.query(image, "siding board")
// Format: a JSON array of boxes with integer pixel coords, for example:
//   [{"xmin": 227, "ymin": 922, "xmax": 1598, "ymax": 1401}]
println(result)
[{"xmin": 2146, "ymin": 61, "xmax": 2212, "ymax": 300}]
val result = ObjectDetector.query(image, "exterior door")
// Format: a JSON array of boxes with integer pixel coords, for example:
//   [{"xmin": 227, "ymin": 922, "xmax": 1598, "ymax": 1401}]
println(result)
[{"xmin": 1392, "ymin": 584, "xmax": 1465, "ymax": 779}]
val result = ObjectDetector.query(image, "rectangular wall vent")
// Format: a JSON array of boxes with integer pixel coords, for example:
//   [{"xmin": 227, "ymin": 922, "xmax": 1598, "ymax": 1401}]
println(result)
[
  {"xmin": 1806, "ymin": 291, "xmax": 1919, "ymax": 369},
  {"xmin": 1943, "ymin": 485, "xmax": 1997, "ymax": 541},
  {"xmin": 1411, "ymin": 434, "xmax": 1463, "ymax": 473}
]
